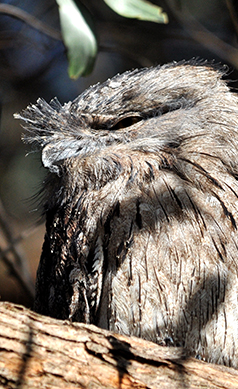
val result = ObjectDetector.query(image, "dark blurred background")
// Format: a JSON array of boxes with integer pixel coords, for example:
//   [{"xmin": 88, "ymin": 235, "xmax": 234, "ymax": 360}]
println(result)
[{"xmin": 0, "ymin": 0, "xmax": 238, "ymax": 307}]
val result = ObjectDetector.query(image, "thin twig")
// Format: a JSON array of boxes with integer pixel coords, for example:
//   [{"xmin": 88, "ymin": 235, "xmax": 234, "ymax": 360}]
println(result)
[
  {"xmin": 0, "ymin": 247, "xmax": 34, "ymax": 299},
  {"xmin": 0, "ymin": 3, "xmax": 61, "ymax": 41},
  {"xmin": 0, "ymin": 224, "xmax": 42, "ymax": 258},
  {"xmin": 226, "ymin": 0, "xmax": 238, "ymax": 38},
  {"xmin": 166, "ymin": 0, "xmax": 238, "ymax": 70},
  {"xmin": 0, "ymin": 198, "xmax": 35, "ymax": 298}
]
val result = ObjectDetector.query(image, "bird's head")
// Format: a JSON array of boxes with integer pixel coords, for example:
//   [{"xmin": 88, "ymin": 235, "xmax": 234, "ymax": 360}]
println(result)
[{"xmin": 15, "ymin": 61, "xmax": 230, "ymax": 176}]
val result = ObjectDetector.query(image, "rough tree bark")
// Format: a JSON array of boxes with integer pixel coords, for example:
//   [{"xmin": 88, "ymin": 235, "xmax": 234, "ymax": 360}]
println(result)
[{"xmin": 0, "ymin": 302, "xmax": 238, "ymax": 388}]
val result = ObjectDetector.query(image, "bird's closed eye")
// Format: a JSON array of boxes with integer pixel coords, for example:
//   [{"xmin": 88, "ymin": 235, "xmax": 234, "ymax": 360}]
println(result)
[
  {"xmin": 109, "ymin": 100, "xmax": 185, "ymax": 131},
  {"xmin": 110, "ymin": 116, "xmax": 142, "ymax": 130}
]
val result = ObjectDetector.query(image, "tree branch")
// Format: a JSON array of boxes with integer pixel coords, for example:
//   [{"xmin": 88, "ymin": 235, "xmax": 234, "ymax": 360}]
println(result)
[
  {"xmin": 0, "ymin": 4, "xmax": 61, "ymax": 40},
  {"xmin": 166, "ymin": 0, "xmax": 238, "ymax": 70},
  {"xmin": 0, "ymin": 198, "xmax": 35, "ymax": 299},
  {"xmin": 0, "ymin": 301, "xmax": 238, "ymax": 388}
]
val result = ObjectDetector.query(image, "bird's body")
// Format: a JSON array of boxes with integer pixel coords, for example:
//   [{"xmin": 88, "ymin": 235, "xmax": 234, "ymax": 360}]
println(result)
[{"xmin": 17, "ymin": 61, "xmax": 238, "ymax": 367}]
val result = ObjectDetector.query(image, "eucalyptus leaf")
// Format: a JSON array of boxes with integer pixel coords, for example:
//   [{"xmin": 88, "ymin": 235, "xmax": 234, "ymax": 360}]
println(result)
[
  {"xmin": 56, "ymin": 0, "xmax": 97, "ymax": 78},
  {"xmin": 104, "ymin": 0, "xmax": 168, "ymax": 24}
]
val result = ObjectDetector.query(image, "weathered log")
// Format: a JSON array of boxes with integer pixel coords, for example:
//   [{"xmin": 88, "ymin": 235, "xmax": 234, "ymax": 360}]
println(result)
[{"xmin": 0, "ymin": 301, "xmax": 238, "ymax": 388}]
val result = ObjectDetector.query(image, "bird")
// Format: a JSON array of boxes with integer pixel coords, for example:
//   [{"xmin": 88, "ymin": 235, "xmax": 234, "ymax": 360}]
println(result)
[{"xmin": 15, "ymin": 60, "xmax": 238, "ymax": 368}]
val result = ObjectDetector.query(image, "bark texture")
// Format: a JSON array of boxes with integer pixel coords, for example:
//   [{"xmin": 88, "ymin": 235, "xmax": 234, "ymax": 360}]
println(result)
[{"xmin": 0, "ymin": 301, "xmax": 238, "ymax": 389}]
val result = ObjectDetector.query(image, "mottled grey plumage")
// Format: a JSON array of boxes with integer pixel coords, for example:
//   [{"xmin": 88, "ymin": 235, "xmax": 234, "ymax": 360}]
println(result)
[{"xmin": 16, "ymin": 61, "xmax": 238, "ymax": 368}]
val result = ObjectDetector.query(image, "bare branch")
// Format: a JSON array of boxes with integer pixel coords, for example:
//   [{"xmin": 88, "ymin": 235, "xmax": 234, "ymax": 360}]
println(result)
[
  {"xmin": 166, "ymin": 0, "xmax": 238, "ymax": 69},
  {"xmin": 0, "ymin": 198, "xmax": 34, "ymax": 299},
  {"xmin": 0, "ymin": 3, "xmax": 61, "ymax": 41},
  {"xmin": 0, "ymin": 301, "xmax": 238, "ymax": 389}
]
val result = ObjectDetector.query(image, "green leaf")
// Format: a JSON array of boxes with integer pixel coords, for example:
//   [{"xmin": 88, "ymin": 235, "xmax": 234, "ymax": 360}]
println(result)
[
  {"xmin": 104, "ymin": 0, "xmax": 168, "ymax": 24},
  {"xmin": 56, "ymin": 0, "xmax": 97, "ymax": 78}
]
